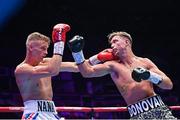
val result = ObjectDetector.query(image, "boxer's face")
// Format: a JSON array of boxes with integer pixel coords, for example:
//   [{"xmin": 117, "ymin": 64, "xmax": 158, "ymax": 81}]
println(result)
[
  {"xmin": 30, "ymin": 40, "xmax": 49, "ymax": 62},
  {"xmin": 110, "ymin": 36, "xmax": 128, "ymax": 56}
]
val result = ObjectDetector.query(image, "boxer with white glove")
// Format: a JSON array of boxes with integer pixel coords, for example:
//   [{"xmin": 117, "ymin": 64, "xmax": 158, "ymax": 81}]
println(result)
[
  {"xmin": 52, "ymin": 23, "xmax": 70, "ymax": 55},
  {"xmin": 132, "ymin": 67, "xmax": 162, "ymax": 85},
  {"xmin": 68, "ymin": 36, "xmax": 118, "ymax": 65},
  {"xmin": 68, "ymin": 35, "xmax": 85, "ymax": 64},
  {"xmin": 67, "ymin": 31, "xmax": 175, "ymax": 119}
]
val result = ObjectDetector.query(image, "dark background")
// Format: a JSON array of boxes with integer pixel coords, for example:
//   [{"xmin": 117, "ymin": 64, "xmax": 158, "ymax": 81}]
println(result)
[{"xmin": 0, "ymin": 0, "xmax": 179, "ymax": 119}]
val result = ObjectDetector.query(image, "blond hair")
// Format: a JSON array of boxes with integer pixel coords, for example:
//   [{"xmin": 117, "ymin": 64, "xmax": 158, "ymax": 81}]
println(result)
[
  {"xmin": 26, "ymin": 32, "xmax": 50, "ymax": 46},
  {"xmin": 107, "ymin": 31, "xmax": 132, "ymax": 44}
]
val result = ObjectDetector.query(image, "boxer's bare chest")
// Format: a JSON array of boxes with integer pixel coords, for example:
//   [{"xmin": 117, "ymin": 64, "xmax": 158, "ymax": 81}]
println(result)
[{"xmin": 109, "ymin": 58, "xmax": 154, "ymax": 104}]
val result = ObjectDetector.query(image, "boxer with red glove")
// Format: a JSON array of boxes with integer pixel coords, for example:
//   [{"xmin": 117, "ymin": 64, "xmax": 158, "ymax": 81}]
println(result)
[
  {"xmin": 68, "ymin": 36, "xmax": 118, "ymax": 65},
  {"xmin": 89, "ymin": 49, "xmax": 118, "ymax": 65},
  {"xmin": 52, "ymin": 23, "xmax": 70, "ymax": 55}
]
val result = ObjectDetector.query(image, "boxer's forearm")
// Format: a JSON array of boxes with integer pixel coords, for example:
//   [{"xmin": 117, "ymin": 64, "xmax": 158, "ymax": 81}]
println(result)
[
  {"xmin": 60, "ymin": 62, "xmax": 79, "ymax": 72},
  {"xmin": 157, "ymin": 76, "xmax": 173, "ymax": 90}
]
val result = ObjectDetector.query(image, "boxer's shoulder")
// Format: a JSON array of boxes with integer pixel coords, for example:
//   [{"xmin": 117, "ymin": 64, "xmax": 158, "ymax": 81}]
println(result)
[{"xmin": 15, "ymin": 62, "xmax": 33, "ymax": 76}]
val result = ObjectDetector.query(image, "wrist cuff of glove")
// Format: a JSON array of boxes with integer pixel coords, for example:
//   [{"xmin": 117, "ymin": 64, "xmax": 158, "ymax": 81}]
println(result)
[
  {"xmin": 53, "ymin": 41, "xmax": 64, "ymax": 56},
  {"xmin": 149, "ymin": 72, "xmax": 162, "ymax": 85},
  {"xmin": 89, "ymin": 55, "xmax": 101, "ymax": 65},
  {"xmin": 72, "ymin": 51, "xmax": 85, "ymax": 64}
]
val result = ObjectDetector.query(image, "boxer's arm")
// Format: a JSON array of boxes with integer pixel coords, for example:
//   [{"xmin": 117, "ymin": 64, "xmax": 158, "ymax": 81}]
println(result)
[
  {"xmin": 88, "ymin": 48, "xmax": 118, "ymax": 65},
  {"xmin": 145, "ymin": 58, "xmax": 173, "ymax": 89},
  {"xmin": 78, "ymin": 60, "xmax": 111, "ymax": 78},
  {"xmin": 60, "ymin": 62, "xmax": 79, "ymax": 72},
  {"xmin": 68, "ymin": 35, "xmax": 111, "ymax": 78},
  {"xmin": 44, "ymin": 23, "xmax": 70, "ymax": 76},
  {"xmin": 42, "ymin": 58, "xmax": 79, "ymax": 72},
  {"xmin": 50, "ymin": 48, "xmax": 116, "ymax": 73},
  {"xmin": 149, "ymin": 60, "xmax": 173, "ymax": 89},
  {"xmin": 14, "ymin": 63, "xmax": 58, "ymax": 80},
  {"xmin": 15, "ymin": 24, "xmax": 71, "ymax": 79}
]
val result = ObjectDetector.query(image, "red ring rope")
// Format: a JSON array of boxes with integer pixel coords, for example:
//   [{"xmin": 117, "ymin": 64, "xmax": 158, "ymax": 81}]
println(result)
[{"xmin": 0, "ymin": 106, "xmax": 179, "ymax": 112}]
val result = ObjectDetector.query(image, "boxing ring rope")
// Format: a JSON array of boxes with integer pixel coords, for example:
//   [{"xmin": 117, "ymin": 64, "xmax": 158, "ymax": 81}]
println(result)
[{"xmin": 0, "ymin": 106, "xmax": 180, "ymax": 112}]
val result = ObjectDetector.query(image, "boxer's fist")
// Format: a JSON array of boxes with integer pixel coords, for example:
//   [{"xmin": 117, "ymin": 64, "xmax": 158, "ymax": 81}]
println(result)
[
  {"xmin": 52, "ymin": 23, "xmax": 70, "ymax": 43},
  {"xmin": 98, "ymin": 51, "xmax": 118, "ymax": 62},
  {"xmin": 68, "ymin": 35, "xmax": 84, "ymax": 53},
  {"xmin": 89, "ymin": 50, "xmax": 118, "ymax": 65},
  {"xmin": 52, "ymin": 23, "xmax": 70, "ymax": 55},
  {"xmin": 131, "ymin": 67, "xmax": 162, "ymax": 84},
  {"xmin": 131, "ymin": 67, "xmax": 150, "ymax": 82},
  {"xmin": 68, "ymin": 35, "xmax": 85, "ymax": 64}
]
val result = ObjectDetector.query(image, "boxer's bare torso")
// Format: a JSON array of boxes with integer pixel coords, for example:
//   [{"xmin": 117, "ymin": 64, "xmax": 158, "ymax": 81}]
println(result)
[
  {"xmin": 15, "ymin": 60, "xmax": 53, "ymax": 102},
  {"xmin": 106, "ymin": 57, "xmax": 155, "ymax": 105}
]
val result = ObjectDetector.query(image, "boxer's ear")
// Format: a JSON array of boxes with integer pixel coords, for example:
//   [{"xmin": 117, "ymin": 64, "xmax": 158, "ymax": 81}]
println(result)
[
  {"xmin": 28, "ymin": 42, "xmax": 33, "ymax": 52},
  {"xmin": 124, "ymin": 39, "xmax": 130, "ymax": 46}
]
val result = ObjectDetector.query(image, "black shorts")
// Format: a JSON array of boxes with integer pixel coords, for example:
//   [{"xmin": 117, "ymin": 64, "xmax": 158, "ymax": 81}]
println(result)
[{"xmin": 127, "ymin": 95, "xmax": 177, "ymax": 119}]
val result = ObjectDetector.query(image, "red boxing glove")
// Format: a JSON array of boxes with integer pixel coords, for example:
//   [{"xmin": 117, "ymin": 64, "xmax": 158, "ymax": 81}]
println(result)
[
  {"xmin": 89, "ymin": 50, "xmax": 118, "ymax": 65},
  {"xmin": 52, "ymin": 23, "xmax": 70, "ymax": 55},
  {"xmin": 52, "ymin": 23, "xmax": 70, "ymax": 43}
]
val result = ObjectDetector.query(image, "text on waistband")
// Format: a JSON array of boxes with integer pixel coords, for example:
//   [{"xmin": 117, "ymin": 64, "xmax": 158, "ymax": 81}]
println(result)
[
  {"xmin": 127, "ymin": 95, "xmax": 165, "ymax": 117},
  {"xmin": 37, "ymin": 101, "xmax": 55, "ymax": 112}
]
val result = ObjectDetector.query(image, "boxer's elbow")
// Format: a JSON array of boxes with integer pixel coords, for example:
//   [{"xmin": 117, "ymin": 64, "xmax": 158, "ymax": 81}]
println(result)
[
  {"xmin": 81, "ymin": 72, "xmax": 94, "ymax": 78},
  {"xmin": 51, "ymin": 71, "xmax": 59, "ymax": 76},
  {"xmin": 161, "ymin": 79, "xmax": 173, "ymax": 90},
  {"xmin": 166, "ymin": 77, "xmax": 173, "ymax": 90},
  {"xmin": 48, "ymin": 66, "xmax": 60, "ymax": 76},
  {"xmin": 78, "ymin": 67, "xmax": 95, "ymax": 78},
  {"xmin": 166, "ymin": 81, "xmax": 173, "ymax": 90},
  {"xmin": 80, "ymin": 69, "xmax": 96, "ymax": 78}
]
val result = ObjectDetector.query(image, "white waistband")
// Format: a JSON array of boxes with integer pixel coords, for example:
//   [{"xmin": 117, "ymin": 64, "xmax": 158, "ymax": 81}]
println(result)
[{"xmin": 23, "ymin": 100, "xmax": 57, "ymax": 114}]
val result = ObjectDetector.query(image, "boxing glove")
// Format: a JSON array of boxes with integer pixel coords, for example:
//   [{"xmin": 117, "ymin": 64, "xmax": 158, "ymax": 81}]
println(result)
[
  {"xmin": 68, "ymin": 35, "xmax": 85, "ymax": 64},
  {"xmin": 132, "ymin": 67, "xmax": 162, "ymax": 85},
  {"xmin": 89, "ymin": 51, "xmax": 118, "ymax": 65},
  {"xmin": 52, "ymin": 23, "xmax": 70, "ymax": 55}
]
